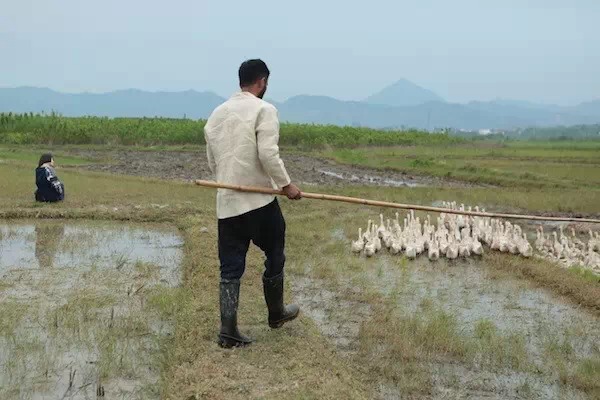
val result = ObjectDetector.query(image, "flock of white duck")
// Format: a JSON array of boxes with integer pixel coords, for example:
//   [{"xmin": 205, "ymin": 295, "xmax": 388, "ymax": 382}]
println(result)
[
  {"xmin": 350, "ymin": 201, "xmax": 600, "ymax": 274},
  {"xmin": 534, "ymin": 225, "xmax": 600, "ymax": 274}
]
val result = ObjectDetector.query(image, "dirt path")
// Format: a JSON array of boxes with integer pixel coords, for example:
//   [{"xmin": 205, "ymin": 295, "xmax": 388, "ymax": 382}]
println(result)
[{"xmin": 65, "ymin": 148, "xmax": 475, "ymax": 188}]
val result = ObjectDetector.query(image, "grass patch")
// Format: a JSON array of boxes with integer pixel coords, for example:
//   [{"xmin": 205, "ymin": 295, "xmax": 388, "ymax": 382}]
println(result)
[
  {"xmin": 472, "ymin": 319, "xmax": 529, "ymax": 370},
  {"xmin": 0, "ymin": 301, "xmax": 31, "ymax": 336},
  {"xmin": 320, "ymin": 142, "xmax": 600, "ymax": 189},
  {"xmin": 544, "ymin": 335, "xmax": 575, "ymax": 362},
  {"xmin": 146, "ymin": 285, "xmax": 186, "ymax": 318},
  {"xmin": 564, "ymin": 358, "xmax": 600, "ymax": 396},
  {"xmin": 158, "ymin": 218, "xmax": 370, "ymax": 399},
  {"xmin": 357, "ymin": 300, "xmax": 464, "ymax": 397},
  {"xmin": 484, "ymin": 253, "xmax": 600, "ymax": 313},
  {"xmin": 568, "ymin": 266, "xmax": 600, "ymax": 284},
  {"xmin": 133, "ymin": 260, "xmax": 161, "ymax": 278},
  {"xmin": 0, "ymin": 146, "xmax": 91, "ymax": 166}
]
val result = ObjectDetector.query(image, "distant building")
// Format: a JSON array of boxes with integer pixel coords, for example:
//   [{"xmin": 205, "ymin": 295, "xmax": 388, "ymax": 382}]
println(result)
[{"xmin": 478, "ymin": 129, "xmax": 492, "ymax": 135}]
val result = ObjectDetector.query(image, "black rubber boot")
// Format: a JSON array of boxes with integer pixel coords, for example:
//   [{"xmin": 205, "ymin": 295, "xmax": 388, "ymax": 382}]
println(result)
[
  {"xmin": 263, "ymin": 272, "xmax": 300, "ymax": 329},
  {"xmin": 218, "ymin": 279, "xmax": 253, "ymax": 348}
]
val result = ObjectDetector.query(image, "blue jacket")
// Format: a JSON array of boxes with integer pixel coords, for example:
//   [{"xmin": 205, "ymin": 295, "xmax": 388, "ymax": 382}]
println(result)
[{"xmin": 35, "ymin": 166, "xmax": 65, "ymax": 202}]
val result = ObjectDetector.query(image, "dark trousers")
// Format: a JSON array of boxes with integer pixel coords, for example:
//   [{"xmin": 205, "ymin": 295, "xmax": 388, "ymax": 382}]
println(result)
[{"xmin": 218, "ymin": 199, "xmax": 286, "ymax": 281}]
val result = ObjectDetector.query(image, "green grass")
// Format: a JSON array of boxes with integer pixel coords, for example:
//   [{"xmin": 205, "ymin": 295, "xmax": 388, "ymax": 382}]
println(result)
[
  {"xmin": 3, "ymin": 154, "xmax": 599, "ymax": 218},
  {"xmin": 320, "ymin": 142, "xmax": 600, "ymax": 189},
  {"xmin": 544, "ymin": 334, "xmax": 600, "ymax": 397},
  {"xmin": 566, "ymin": 358, "xmax": 600, "ymax": 396},
  {"xmin": 0, "ymin": 113, "xmax": 460, "ymax": 148},
  {"xmin": 0, "ymin": 147, "xmax": 92, "ymax": 166},
  {"xmin": 357, "ymin": 301, "xmax": 467, "ymax": 397},
  {"xmin": 568, "ymin": 266, "xmax": 600, "ymax": 284},
  {"xmin": 0, "ymin": 302, "xmax": 31, "ymax": 337},
  {"xmin": 504, "ymin": 139, "xmax": 600, "ymax": 151},
  {"xmin": 472, "ymin": 319, "xmax": 529, "ymax": 370}
]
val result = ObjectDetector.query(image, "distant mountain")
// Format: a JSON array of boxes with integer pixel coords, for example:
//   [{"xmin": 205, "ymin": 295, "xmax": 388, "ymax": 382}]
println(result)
[
  {"xmin": 0, "ymin": 87, "xmax": 225, "ymax": 119},
  {"xmin": 465, "ymin": 100, "xmax": 597, "ymax": 127},
  {"xmin": 1, "ymin": 86, "xmax": 600, "ymax": 131},
  {"xmin": 570, "ymin": 100, "xmax": 600, "ymax": 118},
  {"xmin": 487, "ymin": 98, "xmax": 562, "ymax": 111},
  {"xmin": 277, "ymin": 95, "xmax": 518, "ymax": 130},
  {"xmin": 364, "ymin": 79, "xmax": 444, "ymax": 107}
]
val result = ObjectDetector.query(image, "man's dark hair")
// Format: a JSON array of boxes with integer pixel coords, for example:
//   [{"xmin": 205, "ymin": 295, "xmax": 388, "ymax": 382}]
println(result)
[
  {"xmin": 239, "ymin": 59, "xmax": 270, "ymax": 87},
  {"xmin": 38, "ymin": 153, "xmax": 53, "ymax": 167}
]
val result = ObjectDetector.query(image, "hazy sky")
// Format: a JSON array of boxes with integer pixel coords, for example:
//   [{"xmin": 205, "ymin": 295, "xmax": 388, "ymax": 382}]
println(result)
[{"xmin": 1, "ymin": 0, "xmax": 599, "ymax": 105}]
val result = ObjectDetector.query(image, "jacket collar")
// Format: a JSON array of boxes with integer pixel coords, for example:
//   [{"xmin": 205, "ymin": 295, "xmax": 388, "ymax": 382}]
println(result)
[{"xmin": 232, "ymin": 90, "xmax": 257, "ymax": 100}]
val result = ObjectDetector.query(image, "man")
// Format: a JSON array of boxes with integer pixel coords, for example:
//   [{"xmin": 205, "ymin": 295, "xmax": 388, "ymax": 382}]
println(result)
[{"xmin": 204, "ymin": 59, "xmax": 302, "ymax": 348}]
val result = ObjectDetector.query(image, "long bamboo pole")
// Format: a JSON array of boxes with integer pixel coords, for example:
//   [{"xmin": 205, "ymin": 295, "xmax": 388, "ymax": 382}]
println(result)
[{"xmin": 194, "ymin": 180, "xmax": 600, "ymax": 224}]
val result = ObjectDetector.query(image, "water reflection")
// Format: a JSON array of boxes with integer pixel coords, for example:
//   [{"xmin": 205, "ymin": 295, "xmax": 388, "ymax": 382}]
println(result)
[
  {"xmin": 0, "ymin": 221, "xmax": 182, "ymax": 276},
  {"xmin": 0, "ymin": 220, "xmax": 183, "ymax": 398},
  {"xmin": 34, "ymin": 223, "xmax": 65, "ymax": 268}
]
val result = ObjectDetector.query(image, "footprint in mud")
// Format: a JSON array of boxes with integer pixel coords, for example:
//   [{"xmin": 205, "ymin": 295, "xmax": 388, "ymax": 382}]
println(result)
[{"xmin": 291, "ymin": 275, "xmax": 370, "ymax": 354}]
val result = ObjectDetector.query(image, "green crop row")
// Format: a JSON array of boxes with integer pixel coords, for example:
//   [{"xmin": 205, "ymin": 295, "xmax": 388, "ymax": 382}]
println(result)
[{"xmin": 0, "ymin": 113, "xmax": 461, "ymax": 148}]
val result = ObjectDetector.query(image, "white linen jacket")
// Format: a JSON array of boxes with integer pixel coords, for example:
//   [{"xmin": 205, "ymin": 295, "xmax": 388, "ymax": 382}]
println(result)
[{"xmin": 204, "ymin": 91, "xmax": 291, "ymax": 219}]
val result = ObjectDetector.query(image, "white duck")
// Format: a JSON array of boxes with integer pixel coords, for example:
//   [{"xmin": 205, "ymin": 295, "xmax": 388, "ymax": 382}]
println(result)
[
  {"xmin": 380, "ymin": 220, "xmax": 393, "ymax": 249},
  {"xmin": 390, "ymin": 236, "xmax": 403, "ymax": 255},
  {"xmin": 377, "ymin": 214, "xmax": 387, "ymax": 239},
  {"xmin": 534, "ymin": 227, "xmax": 545, "ymax": 251},
  {"xmin": 458, "ymin": 241, "xmax": 471, "ymax": 257},
  {"xmin": 428, "ymin": 239, "xmax": 440, "ymax": 261},
  {"xmin": 507, "ymin": 227, "xmax": 519, "ymax": 255},
  {"xmin": 363, "ymin": 220, "xmax": 373, "ymax": 243},
  {"xmin": 588, "ymin": 230, "xmax": 598, "ymax": 251},
  {"xmin": 372, "ymin": 225, "xmax": 382, "ymax": 252},
  {"xmin": 438, "ymin": 235, "xmax": 449, "ymax": 256},
  {"xmin": 552, "ymin": 232, "xmax": 563, "ymax": 258},
  {"xmin": 569, "ymin": 228, "xmax": 584, "ymax": 250},
  {"xmin": 517, "ymin": 233, "xmax": 533, "ymax": 258},
  {"xmin": 364, "ymin": 240, "xmax": 376, "ymax": 257},
  {"xmin": 499, "ymin": 228, "xmax": 510, "ymax": 253},
  {"xmin": 446, "ymin": 240, "xmax": 459, "ymax": 260},
  {"xmin": 471, "ymin": 236, "xmax": 484, "ymax": 256},
  {"xmin": 351, "ymin": 228, "xmax": 364, "ymax": 253},
  {"xmin": 405, "ymin": 242, "xmax": 417, "ymax": 259}
]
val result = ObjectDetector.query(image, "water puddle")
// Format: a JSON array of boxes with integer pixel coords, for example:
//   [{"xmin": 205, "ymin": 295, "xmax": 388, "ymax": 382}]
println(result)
[
  {"xmin": 292, "ymin": 254, "xmax": 600, "ymax": 399},
  {"xmin": 368, "ymin": 258, "xmax": 598, "ymax": 348},
  {"xmin": 0, "ymin": 220, "xmax": 183, "ymax": 399},
  {"xmin": 318, "ymin": 169, "xmax": 420, "ymax": 187}
]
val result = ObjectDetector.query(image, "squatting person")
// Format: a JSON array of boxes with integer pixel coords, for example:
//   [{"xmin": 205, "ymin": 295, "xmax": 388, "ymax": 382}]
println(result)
[
  {"xmin": 35, "ymin": 153, "xmax": 65, "ymax": 203},
  {"xmin": 204, "ymin": 59, "xmax": 302, "ymax": 348}
]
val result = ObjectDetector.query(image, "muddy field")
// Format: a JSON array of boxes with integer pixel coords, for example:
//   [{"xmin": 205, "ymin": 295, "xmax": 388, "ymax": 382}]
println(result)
[
  {"xmin": 2, "ymin": 145, "xmax": 599, "ymax": 398},
  {"xmin": 293, "ymin": 254, "xmax": 600, "ymax": 399},
  {"xmin": 64, "ymin": 148, "xmax": 476, "ymax": 188}
]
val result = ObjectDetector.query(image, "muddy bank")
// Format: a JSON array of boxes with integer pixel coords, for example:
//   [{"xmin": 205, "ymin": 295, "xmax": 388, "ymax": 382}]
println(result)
[{"xmin": 65, "ymin": 148, "xmax": 474, "ymax": 188}]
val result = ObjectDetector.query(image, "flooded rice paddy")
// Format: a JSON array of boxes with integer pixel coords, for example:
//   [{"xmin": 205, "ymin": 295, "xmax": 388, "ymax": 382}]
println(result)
[
  {"xmin": 293, "ymin": 232, "xmax": 600, "ymax": 399},
  {"xmin": 0, "ymin": 220, "xmax": 183, "ymax": 399}
]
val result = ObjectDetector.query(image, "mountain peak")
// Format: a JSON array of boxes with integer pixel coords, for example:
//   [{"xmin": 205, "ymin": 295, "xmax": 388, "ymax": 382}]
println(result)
[{"xmin": 364, "ymin": 79, "xmax": 444, "ymax": 107}]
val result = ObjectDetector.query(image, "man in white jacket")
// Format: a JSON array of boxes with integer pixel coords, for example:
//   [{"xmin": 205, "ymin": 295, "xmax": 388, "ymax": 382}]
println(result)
[{"xmin": 204, "ymin": 59, "xmax": 302, "ymax": 348}]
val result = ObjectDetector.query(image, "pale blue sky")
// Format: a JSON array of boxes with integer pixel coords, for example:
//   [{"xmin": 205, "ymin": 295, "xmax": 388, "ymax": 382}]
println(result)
[{"xmin": 1, "ymin": 0, "xmax": 598, "ymax": 105}]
